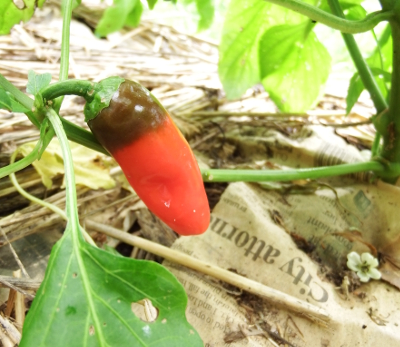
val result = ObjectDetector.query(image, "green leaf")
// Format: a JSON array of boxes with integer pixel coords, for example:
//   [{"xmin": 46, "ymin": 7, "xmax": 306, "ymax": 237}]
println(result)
[
  {"xmin": 20, "ymin": 227, "xmax": 203, "ymax": 346},
  {"xmin": 103, "ymin": 244, "xmax": 122, "ymax": 256},
  {"xmin": 0, "ymin": 0, "xmax": 45, "ymax": 35},
  {"xmin": 196, "ymin": 0, "xmax": 214, "ymax": 31},
  {"xmin": 26, "ymin": 70, "xmax": 52, "ymax": 95},
  {"xmin": 146, "ymin": 0, "xmax": 157, "ymax": 10},
  {"xmin": 0, "ymin": 89, "xmax": 12, "ymax": 110},
  {"xmin": 259, "ymin": 22, "xmax": 331, "ymax": 112},
  {"xmin": 95, "ymin": 0, "xmax": 139, "ymax": 37},
  {"xmin": 368, "ymin": 28, "xmax": 392, "ymax": 72},
  {"xmin": 125, "ymin": 1, "xmax": 143, "ymax": 28},
  {"xmin": 8, "ymin": 95, "xmax": 30, "ymax": 112},
  {"xmin": 218, "ymin": 0, "xmax": 315, "ymax": 100},
  {"xmin": 180, "ymin": 0, "xmax": 214, "ymax": 31},
  {"xmin": 84, "ymin": 76, "xmax": 125, "ymax": 122},
  {"xmin": 346, "ymin": 68, "xmax": 391, "ymax": 114},
  {"xmin": 342, "ymin": 4, "xmax": 366, "ymax": 21},
  {"xmin": 0, "ymin": 88, "xmax": 30, "ymax": 113},
  {"xmin": 346, "ymin": 26, "xmax": 392, "ymax": 113},
  {"xmin": 218, "ymin": 1, "xmax": 274, "ymax": 99},
  {"xmin": 346, "ymin": 72, "xmax": 364, "ymax": 114},
  {"xmin": 319, "ymin": 0, "xmax": 364, "ymax": 13}
]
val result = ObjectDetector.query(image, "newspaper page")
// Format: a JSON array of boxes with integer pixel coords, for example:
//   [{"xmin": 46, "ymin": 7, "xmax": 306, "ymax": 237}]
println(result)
[{"xmin": 163, "ymin": 125, "xmax": 400, "ymax": 346}]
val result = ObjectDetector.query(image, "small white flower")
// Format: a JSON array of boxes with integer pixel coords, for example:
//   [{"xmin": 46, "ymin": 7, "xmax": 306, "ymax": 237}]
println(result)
[{"xmin": 347, "ymin": 252, "xmax": 381, "ymax": 283}]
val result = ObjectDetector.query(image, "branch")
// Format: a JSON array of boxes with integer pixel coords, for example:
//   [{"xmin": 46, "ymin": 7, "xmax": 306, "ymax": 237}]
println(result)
[{"xmin": 265, "ymin": 0, "xmax": 393, "ymax": 33}]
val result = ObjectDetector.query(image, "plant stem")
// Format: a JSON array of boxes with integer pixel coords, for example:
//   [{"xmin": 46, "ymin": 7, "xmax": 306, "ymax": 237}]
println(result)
[
  {"xmin": 9, "ymin": 148, "xmax": 97, "ymax": 247},
  {"xmin": 265, "ymin": 0, "xmax": 392, "ymax": 33},
  {"xmin": 380, "ymin": 19, "xmax": 400, "ymax": 163},
  {"xmin": 61, "ymin": 119, "xmax": 108, "ymax": 155},
  {"xmin": 327, "ymin": 0, "xmax": 388, "ymax": 115},
  {"xmin": 46, "ymin": 108, "xmax": 79, "ymax": 225},
  {"xmin": 53, "ymin": 0, "xmax": 74, "ymax": 112},
  {"xmin": 9, "ymin": 151, "xmax": 68, "ymax": 220},
  {"xmin": 41, "ymin": 80, "xmax": 95, "ymax": 101},
  {"xmin": 201, "ymin": 161, "xmax": 393, "ymax": 182},
  {"xmin": 41, "ymin": 80, "xmax": 109, "ymax": 154},
  {"xmin": 60, "ymin": 0, "xmax": 73, "ymax": 83},
  {"xmin": 0, "ymin": 120, "xmax": 54, "ymax": 179}
]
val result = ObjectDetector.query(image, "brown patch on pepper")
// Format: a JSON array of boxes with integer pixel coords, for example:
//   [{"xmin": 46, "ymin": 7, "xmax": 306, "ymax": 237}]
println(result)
[{"xmin": 88, "ymin": 80, "xmax": 168, "ymax": 153}]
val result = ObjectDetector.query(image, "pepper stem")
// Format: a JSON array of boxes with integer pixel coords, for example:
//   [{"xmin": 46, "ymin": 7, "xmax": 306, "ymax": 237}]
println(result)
[{"xmin": 41, "ymin": 80, "xmax": 95, "ymax": 101}]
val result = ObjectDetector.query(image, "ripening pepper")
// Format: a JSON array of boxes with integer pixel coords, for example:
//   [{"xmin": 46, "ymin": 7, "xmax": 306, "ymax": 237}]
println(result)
[{"xmin": 85, "ymin": 79, "xmax": 210, "ymax": 235}]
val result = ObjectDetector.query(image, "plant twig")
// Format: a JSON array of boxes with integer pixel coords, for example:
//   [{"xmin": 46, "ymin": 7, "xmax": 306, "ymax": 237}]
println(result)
[
  {"xmin": 265, "ymin": 0, "xmax": 392, "ymax": 33},
  {"xmin": 0, "ymin": 276, "xmax": 40, "ymax": 292},
  {"xmin": 0, "ymin": 315, "xmax": 21, "ymax": 345},
  {"xmin": 13, "ymin": 270, "xmax": 26, "ymax": 327},
  {"xmin": 0, "ymin": 227, "xmax": 30, "ymax": 278}
]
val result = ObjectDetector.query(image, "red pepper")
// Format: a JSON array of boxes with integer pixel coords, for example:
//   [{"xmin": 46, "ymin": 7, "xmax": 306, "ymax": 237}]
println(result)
[{"xmin": 87, "ymin": 80, "xmax": 210, "ymax": 235}]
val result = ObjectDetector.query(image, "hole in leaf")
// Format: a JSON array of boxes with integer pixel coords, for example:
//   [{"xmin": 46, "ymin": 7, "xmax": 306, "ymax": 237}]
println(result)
[
  {"xmin": 13, "ymin": 0, "xmax": 25, "ymax": 9},
  {"xmin": 131, "ymin": 299, "xmax": 158, "ymax": 322}
]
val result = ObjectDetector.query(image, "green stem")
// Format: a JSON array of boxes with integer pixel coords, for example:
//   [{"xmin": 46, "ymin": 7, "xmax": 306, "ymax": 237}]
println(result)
[
  {"xmin": 41, "ymin": 80, "xmax": 108, "ymax": 154},
  {"xmin": 201, "ymin": 161, "xmax": 395, "ymax": 182},
  {"xmin": 60, "ymin": 0, "xmax": 73, "ymax": 82},
  {"xmin": 41, "ymin": 80, "xmax": 95, "ymax": 101},
  {"xmin": 265, "ymin": 0, "xmax": 392, "ymax": 33},
  {"xmin": 0, "ymin": 119, "xmax": 54, "ymax": 179},
  {"xmin": 53, "ymin": 0, "xmax": 74, "ymax": 113},
  {"xmin": 9, "ymin": 150, "xmax": 68, "ymax": 220},
  {"xmin": 45, "ymin": 108, "xmax": 103, "ymax": 341},
  {"xmin": 328, "ymin": 0, "xmax": 388, "ymax": 115},
  {"xmin": 9, "ymin": 147, "xmax": 97, "ymax": 247},
  {"xmin": 371, "ymin": 132, "xmax": 381, "ymax": 157},
  {"xmin": 380, "ymin": 19, "xmax": 400, "ymax": 163},
  {"xmin": 46, "ymin": 108, "xmax": 79, "ymax": 226},
  {"xmin": 0, "ymin": 73, "xmax": 106, "ymax": 155},
  {"xmin": 61, "ymin": 119, "xmax": 108, "ymax": 155}
]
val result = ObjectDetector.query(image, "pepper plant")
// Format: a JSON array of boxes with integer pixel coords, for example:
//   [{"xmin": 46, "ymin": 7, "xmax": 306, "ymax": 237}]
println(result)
[{"xmin": 0, "ymin": 0, "xmax": 399, "ymax": 346}]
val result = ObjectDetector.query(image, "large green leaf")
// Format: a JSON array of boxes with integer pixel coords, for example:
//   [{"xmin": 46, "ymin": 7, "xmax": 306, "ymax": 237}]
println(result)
[
  {"xmin": 0, "ymin": 0, "xmax": 45, "ymax": 35},
  {"xmin": 181, "ymin": 0, "xmax": 215, "ymax": 31},
  {"xmin": 20, "ymin": 227, "xmax": 203, "ymax": 346},
  {"xmin": 218, "ymin": 1, "xmax": 274, "ymax": 100},
  {"xmin": 218, "ymin": 0, "xmax": 316, "ymax": 100},
  {"xmin": 195, "ymin": 0, "xmax": 214, "ymax": 31},
  {"xmin": 125, "ymin": 1, "xmax": 143, "ymax": 28},
  {"xmin": 146, "ymin": 0, "xmax": 158, "ymax": 10},
  {"xmin": 259, "ymin": 22, "xmax": 331, "ymax": 112},
  {"xmin": 95, "ymin": 0, "xmax": 140, "ymax": 37}
]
